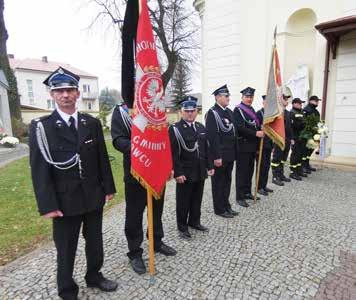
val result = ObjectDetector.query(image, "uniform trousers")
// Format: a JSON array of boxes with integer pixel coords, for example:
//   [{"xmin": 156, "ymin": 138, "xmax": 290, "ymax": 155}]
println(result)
[
  {"xmin": 53, "ymin": 208, "xmax": 104, "ymax": 299},
  {"xmin": 257, "ymin": 147, "xmax": 272, "ymax": 189},
  {"xmin": 124, "ymin": 180, "xmax": 164, "ymax": 260},
  {"xmin": 290, "ymin": 140, "xmax": 304, "ymax": 174},
  {"xmin": 211, "ymin": 161, "xmax": 233, "ymax": 214},
  {"xmin": 236, "ymin": 152, "xmax": 255, "ymax": 200},
  {"xmin": 271, "ymin": 140, "xmax": 291, "ymax": 177},
  {"xmin": 176, "ymin": 180, "xmax": 205, "ymax": 232}
]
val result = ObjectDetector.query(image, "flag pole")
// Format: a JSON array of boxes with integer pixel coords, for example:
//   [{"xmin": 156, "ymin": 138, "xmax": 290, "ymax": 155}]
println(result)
[
  {"xmin": 146, "ymin": 190, "xmax": 155, "ymax": 278},
  {"xmin": 254, "ymin": 137, "xmax": 264, "ymax": 204}
]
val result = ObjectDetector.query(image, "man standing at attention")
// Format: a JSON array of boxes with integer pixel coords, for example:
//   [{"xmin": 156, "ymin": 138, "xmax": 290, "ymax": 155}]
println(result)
[
  {"xmin": 205, "ymin": 84, "xmax": 239, "ymax": 218},
  {"xmin": 29, "ymin": 67, "xmax": 118, "ymax": 300},
  {"xmin": 233, "ymin": 87, "xmax": 264, "ymax": 207},
  {"xmin": 169, "ymin": 96, "xmax": 214, "ymax": 239}
]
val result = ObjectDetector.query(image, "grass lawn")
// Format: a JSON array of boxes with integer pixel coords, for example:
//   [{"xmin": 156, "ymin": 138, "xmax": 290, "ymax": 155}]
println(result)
[{"xmin": 0, "ymin": 141, "xmax": 124, "ymax": 266}]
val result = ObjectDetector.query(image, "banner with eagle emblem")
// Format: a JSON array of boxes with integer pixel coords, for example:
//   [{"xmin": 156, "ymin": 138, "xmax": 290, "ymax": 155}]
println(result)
[{"xmin": 129, "ymin": 0, "xmax": 172, "ymax": 198}]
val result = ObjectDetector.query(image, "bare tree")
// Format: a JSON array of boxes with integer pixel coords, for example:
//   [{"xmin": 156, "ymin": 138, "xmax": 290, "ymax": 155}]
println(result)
[
  {"xmin": 88, "ymin": 0, "xmax": 200, "ymax": 88},
  {"xmin": 0, "ymin": 0, "xmax": 21, "ymax": 120}
]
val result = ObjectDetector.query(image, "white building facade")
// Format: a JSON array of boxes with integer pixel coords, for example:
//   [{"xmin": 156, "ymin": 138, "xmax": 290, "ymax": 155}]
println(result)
[
  {"xmin": 194, "ymin": 0, "xmax": 356, "ymax": 167},
  {"xmin": 0, "ymin": 70, "xmax": 12, "ymax": 136},
  {"xmin": 9, "ymin": 56, "xmax": 100, "ymax": 123}
]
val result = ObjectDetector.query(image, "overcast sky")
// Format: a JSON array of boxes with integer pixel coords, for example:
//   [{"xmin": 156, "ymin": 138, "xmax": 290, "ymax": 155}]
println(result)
[{"xmin": 5, "ymin": 0, "xmax": 201, "ymax": 92}]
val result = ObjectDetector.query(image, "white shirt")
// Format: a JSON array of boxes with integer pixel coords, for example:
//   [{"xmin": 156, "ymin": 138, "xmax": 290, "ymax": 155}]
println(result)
[
  {"xmin": 216, "ymin": 103, "xmax": 226, "ymax": 111},
  {"xmin": 185, "ymin": 120, "xmax": 196, "ymax": 130},
  {"xmin": 56, "ymin": 108, "xmax": 78, "ymax": 129}
]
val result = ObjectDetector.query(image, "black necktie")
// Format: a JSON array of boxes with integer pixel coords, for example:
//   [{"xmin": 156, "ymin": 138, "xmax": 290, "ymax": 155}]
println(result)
[{"xmin": 68, "ymin": 116, "xmax": 78, "ymax": 138}]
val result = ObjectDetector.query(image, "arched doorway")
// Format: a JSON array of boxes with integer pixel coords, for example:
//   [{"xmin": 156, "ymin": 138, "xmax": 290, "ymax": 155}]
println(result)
[{"xmin": 283, "ymin": 8, "xmax": 317, "ymax": 99}]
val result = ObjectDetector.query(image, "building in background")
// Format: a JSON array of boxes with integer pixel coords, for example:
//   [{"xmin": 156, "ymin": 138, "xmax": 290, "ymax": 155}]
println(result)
[
  {"xmin": 0, "ymin": 69, "xmax": 12, "ymax": 136},
  {"xmin": 194, "ymin": 0, "xmax": 356, "ymax": 167},
  {"xmin": 9, "ymin": 55, "xmax": 99, "ymax": 123}
]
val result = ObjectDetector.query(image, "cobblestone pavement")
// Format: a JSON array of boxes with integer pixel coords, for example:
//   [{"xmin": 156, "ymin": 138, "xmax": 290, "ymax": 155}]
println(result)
[{"xmin": 0, "ymin": 167, "xmax": 355, "ymax": 300}]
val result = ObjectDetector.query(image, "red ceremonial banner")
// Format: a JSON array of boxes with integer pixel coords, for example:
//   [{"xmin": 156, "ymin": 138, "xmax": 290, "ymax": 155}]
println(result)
[
  {"xmin": 263, "ymin": 44, "xmax": 286, "ymax": 150},
  {"xmin": 130, "ymin": 0, "xmax": 172, "ymax": 199}
]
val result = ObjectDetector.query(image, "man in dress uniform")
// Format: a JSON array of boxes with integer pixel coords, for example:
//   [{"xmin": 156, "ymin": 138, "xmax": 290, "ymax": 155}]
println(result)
[
  {"xmin": 111, "ymin": 102, "xmax": 176, "ymax": 275},
  {"xmin": 271, "ymin": 94, "xmax": 292, "ymax": 186},
  {"xmin": 233, "ymin": 87, "xmax": 264, "ymax": 207},
  {"xmin": 169, "ymin": 96, "xmax": 214, "ymax": 239},
  {"xmin": 302, "ymin": 95, "xmax": 321, "ymax": 172},
  {"xmin": 29, "ymin": 67, "xmax": 118, "ymax": 300},
  {"xmin": 289, "ymin": 98, "xmax": 308, "ymax": 180},
  {"xmin": 205, "ymin": 84, "xmax": 239, "ymax": 218},
  {"xmin": 256, "ymin": 95, "xmax": 274, "ymax": 196}
]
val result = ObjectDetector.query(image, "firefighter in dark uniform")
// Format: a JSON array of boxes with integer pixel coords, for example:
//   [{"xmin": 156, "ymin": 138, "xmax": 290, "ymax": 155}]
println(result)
[
  {"xmin": 302, "ymin": 95, "xmax": 321, "ymax": 172},
  {"xmin": 256, "ymin": 95, "xmax": 274, "ymax": 196},
  {"xmin": 169, "ymin": 96, "xmax": 214, "ymax": 239},
  {"xmin": 111, "ymin": 102, "xmax": 176, "ymax": 275},
  {"xmin": 289, "ymin": 98, "xmax": 308, "ymax": 180},
  {"xmin": 271, "ymin": 94, "xmax": 292, "ymax": 186},
  {"xmin": 233, "ymin": 87, "xmax": 264, "ymax": 207},
  {"xmin": 29, "ymin": 67, "xmax": 118, "ymax": 300},
  {"xmin": 205, "ymin": 84, "xmax": 239, "ymax": 218}
]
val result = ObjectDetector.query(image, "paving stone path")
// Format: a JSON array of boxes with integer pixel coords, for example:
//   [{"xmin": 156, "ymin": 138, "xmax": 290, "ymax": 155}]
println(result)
[
  {"xmin": 0, "ymin": 167, "xmax": 355, "ymax": 300},
  {"xmin": 0, "ymin": 144, "xmax": 29, "ymax": 168}
]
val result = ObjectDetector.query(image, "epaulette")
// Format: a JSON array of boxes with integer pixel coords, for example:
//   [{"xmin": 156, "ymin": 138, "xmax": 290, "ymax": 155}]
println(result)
[
  {"xmin": 33, "ymin": 115, "xmax": 50, "ymax": 123},
  {"xmin": 195, "ymin": 121, "xmax": 202, "ymax": 127},
  {"xmin": 80, "ymin": 112, "xmax": 92, "ymax": 118}
]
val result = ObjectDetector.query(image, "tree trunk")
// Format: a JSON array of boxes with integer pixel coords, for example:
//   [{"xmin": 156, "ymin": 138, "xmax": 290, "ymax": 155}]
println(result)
[{"xmin": 0, "ymin": 0, "xmax": 21, "ymax": 120}]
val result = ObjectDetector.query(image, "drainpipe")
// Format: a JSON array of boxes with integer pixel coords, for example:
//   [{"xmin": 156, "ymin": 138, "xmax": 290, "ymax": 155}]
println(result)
[{"xmin": 321, "ymin": 40, "xmax": 330, "ymax": 121}]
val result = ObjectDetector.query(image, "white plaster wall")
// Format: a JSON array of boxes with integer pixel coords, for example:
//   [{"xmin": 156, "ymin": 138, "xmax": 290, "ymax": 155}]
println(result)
[
  {"xmin": 330, "ymin": 31, "xmax": 356, "ymax": 158},
  {"xmin": 201, "ymin": 0, "xmax": 241, "ymax": 117}
]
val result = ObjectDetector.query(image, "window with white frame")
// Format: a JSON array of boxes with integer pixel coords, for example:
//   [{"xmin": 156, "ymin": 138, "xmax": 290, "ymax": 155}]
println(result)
[
  {"xmin": 87, "ymin": 102, "xmax": 92, "ymax": 110},
  {"xmin": 83, "ymin": 84, "xmax": 91, "ymax": 93},
  {"xmin": 27, "ymin": 80, "xmax": 34, "ymax": 104},
  {"xmin": 47, "ymin": 99, "xmax": 51, "ymax": 109}
]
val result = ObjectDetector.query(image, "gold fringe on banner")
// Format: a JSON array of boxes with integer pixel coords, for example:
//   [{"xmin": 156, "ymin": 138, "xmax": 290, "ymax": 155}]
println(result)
[
  {"xmin": 131, "ymin": 168, "xmax": 165, "ymax": 200},
  {"xmin": 264, "ymin": 125, "xmax": 285, "ymax": 151}
]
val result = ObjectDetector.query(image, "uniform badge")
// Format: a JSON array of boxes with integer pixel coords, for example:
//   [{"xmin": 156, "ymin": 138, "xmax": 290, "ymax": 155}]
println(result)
[
  {"xmin": 80, "ymin": 118, "xmax": 87, "ymax": 126},
  {"xmin": 183, "ymin": 124, "xmax": 187, "ymax": 128},
  {"xmin": 55, "ymin": 120, "xmax": 63, "ymax": 128}
]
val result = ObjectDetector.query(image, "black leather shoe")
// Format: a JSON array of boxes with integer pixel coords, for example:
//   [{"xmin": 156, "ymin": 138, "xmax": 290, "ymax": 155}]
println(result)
[
  {"xmin": 272, "ymin": 177, "xmax": 284, "ymax": 186},
  {"xmin": 264, "ymin": 187, "xmax": 274, "ymax": 193},
  {"xmin": 227, "ymin": 208, "xmax": 239, "ymax": 216},
  {"xmin": 87, "ymin": 278, "xmax": 118, "ymax": 292},
  {"xmin": 155, "ymin": 242, "xmax": 177, "ymax": 256},
  {"xmin": 245, "ymin": 193, "xmax": 260, "ymax": 200},
  {"xmin": 216, "ymin": 211, "xmax": 234, "ymax": 218},
  {"xmin": 257, "ymin": 189, "xmax": 268, "ymax": 196},
  {"xmin": 189, "ymin": 224, "xmax": 209, "ymax": 232},
  {"xmin": 290, "ymin": 173, "xmax": 302, "ymax": 181},
  {"xmin": 308, "ymin": 166, "xmax": 316, "ymax": 172},
  {"xmin": 129, "ymin": 257, "xmax": 146, "ymax": 275},
  {"xmin": 299, "ymin": 172, "xmax": 308, "ymax": 177},
  {"xmin": 179, "ymin": 230, "xmax": 192, "ymax": 239},
  {"xmin": 238, "ymin": 200, "xmax": 249, "ymax": 207},
  {"xmin": 280, "ymin": 175, "xmax": 291, "ymax": 182}
]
